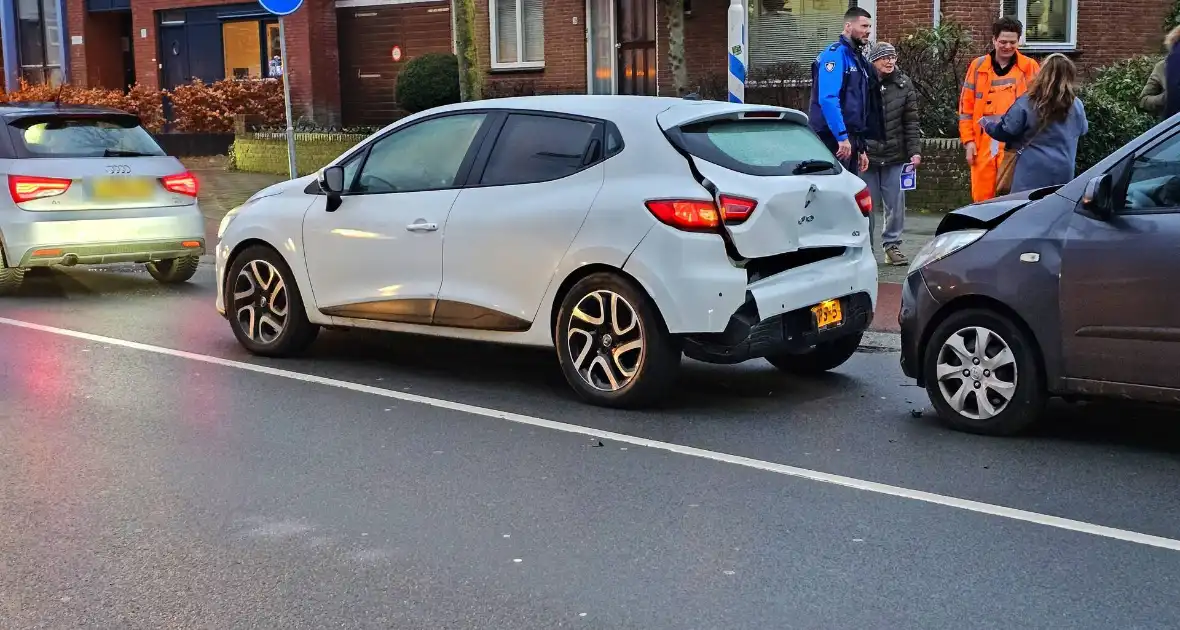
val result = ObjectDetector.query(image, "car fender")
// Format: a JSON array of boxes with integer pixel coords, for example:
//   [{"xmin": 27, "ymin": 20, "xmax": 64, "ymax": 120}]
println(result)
[{"xmin": 218, "ymin": 197, "xmax": 325, "ymax": 324}]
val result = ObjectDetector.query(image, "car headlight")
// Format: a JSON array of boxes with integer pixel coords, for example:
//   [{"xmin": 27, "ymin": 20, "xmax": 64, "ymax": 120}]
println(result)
[
  {"xmin": 907, "ymin": 228, "xmax": 987, "ymax": 275},
  {"xmin": 217, "ymin": 205, "xmax": 242, "ymax": 240}
]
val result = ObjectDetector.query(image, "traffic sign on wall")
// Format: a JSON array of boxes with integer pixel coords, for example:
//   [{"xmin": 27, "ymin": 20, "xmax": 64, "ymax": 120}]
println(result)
[{"xmin": 259, "ymin": 0, "xmax": 303, "ymax": 16}]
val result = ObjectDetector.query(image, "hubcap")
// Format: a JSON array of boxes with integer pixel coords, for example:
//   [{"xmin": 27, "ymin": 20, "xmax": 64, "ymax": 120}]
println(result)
[
  {"xmin": 935, "ymin": 326, "xmax": 1018, "ymax": 421},
  {"xmin": 566, "ymin": 289, "xmax": 644, "ymax": 392},
  {"xmin": 232, "ymin": 260, "xmax": 289, "ymax": 344}
]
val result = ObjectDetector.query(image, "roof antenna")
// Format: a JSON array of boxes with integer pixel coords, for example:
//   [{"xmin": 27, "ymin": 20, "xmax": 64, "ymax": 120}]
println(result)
[{"xmin": 53, "ymin": 83, "xmax": 64, "ymax": 108}]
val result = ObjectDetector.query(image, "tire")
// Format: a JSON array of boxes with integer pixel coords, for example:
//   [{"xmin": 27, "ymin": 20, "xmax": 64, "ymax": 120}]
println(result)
[
  {"xmin": 0, "ymin": 246, "xmax": 25, "ymax": 296},
  {"xmin": 225, "ymin": 245, "xmax": 319, "ymax": 357},
  {"xmin": 554, "ymin": 272, "xmax": 681, "ymax": 408},
  {"xmin": 922, "ymin": 308, "xmax": 1045, "ymax": 436},
  {"xmin": 146, "ymin": 256, "xmax": 200, "ymax": 284},
  {"xmin": 766, "ymin": 332, "xmax": 863, "ymax": 374}
]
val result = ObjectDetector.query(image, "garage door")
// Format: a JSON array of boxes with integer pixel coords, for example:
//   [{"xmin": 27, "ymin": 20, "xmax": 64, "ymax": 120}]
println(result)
[{"xmin": 337, "ymin": 1, "xmax": 455, "ymax": 128}]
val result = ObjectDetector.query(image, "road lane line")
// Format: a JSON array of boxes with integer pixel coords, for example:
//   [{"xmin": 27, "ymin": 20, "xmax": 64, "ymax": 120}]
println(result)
[{"xmin": 3, "ymin": 314, "xmax": 1178, "ymax": 553}]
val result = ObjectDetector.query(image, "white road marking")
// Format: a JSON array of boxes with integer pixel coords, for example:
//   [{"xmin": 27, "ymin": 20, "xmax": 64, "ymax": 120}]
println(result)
[{"xmin": 2, "ymin": 316, "xmax": 1179, "ymax": 553}]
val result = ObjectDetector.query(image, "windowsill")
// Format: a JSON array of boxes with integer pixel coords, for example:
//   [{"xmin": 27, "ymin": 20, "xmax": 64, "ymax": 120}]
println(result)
[
  {"xmin": 489, "ymin": 62, "xmax": 545, "ymax": 73},
  {"xmin": 1021, "ymin": 43, "xmax": 1077, "ymax": 53}
]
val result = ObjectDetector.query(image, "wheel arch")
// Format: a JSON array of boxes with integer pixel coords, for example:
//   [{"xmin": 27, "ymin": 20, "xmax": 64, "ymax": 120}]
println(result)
[
  {"xmin": 222, "ymin": 237, "xmax": 320, "ymax": 316},
  {"xmin": 918, "ymin": 294, "xmax": 1049, "ymax": 390},
  {"xmin": 548, "ymin": 263, "xmax": 667, "ymax": 343}
]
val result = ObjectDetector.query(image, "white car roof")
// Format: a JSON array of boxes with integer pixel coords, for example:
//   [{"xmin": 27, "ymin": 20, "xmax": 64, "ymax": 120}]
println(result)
[{"xmin": 425, "ymin": 95, "xmax": 808, "ymax": 129}]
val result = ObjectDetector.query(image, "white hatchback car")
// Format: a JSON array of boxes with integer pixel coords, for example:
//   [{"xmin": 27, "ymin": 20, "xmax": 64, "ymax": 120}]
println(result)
[{"xmin": 216, "ymin": 95, "xmax": 878, "ymax": 407}]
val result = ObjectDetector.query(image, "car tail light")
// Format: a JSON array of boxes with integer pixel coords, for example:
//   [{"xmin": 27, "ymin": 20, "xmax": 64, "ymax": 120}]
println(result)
[
  {"xmin": 645, "ymin": 199, "xmax": 721, "ymax": 231},
  {"xmin": 161, "ymin": 171, "xmax": 199, "ymax": 197},
  {"xmin": 9, "ymin": 175, "xmax": 71, "ymax": 203},
  {"xmin": 718, "ymin": 194, "xmax": 757, "ymax": 224},
  {"xmin": 854, "ymin": 186, "xmax": 872, "ymax": 217}
]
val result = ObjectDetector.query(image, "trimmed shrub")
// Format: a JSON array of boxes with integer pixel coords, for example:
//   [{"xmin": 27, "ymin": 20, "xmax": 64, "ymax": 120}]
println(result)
[
  {"xmin": 1077, "ymin": 55, "xmax": 1160, "ymax": 172},
  {"xmin": 169, "ymin": 78, "xmax": 286, "ymax": 133},
  {"xmin": 396, "ymin": 53, "xmax": 461, "ymax": 113},
  {"xmin": 0, "ymin": 79, "xmax": 165, "ymax": 132}
]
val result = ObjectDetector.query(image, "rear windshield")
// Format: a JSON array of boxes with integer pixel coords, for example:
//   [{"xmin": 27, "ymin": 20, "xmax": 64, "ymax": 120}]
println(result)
[
  {"xmin": 670, "ymin": 118, "xmax": 839, "ymax": 176},
  {"xmin": 7, "ymin": 115, "xmax": 166, "ymax": 159}
]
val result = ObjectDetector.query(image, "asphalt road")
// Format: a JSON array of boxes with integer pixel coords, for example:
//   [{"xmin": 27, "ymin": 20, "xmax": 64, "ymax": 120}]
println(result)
[{"xmin": 3, "ymin": 262, "xmax": 1180, "ymax": 629}]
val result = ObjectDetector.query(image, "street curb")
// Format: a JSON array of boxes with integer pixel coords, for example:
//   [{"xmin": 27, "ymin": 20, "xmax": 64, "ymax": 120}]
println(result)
[{"xmin": 860, "ymin": 331, "xmax": 901, "ymax": 352}]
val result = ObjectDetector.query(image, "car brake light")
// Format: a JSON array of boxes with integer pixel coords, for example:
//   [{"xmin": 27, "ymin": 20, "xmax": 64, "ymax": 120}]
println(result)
[
  {"xmin": 854, "ymin": 186, "xmax": 872, "ymax": 217},
  {"xmin": 161, "ymin": 171, "xmax": 199, "ymax": 197},
  {"xmin": 9, "ymin": 175, "xmax": 71, "ymax": 203},
  {"xmin": 645, "ymin": 199, "xmax": 720, "ymax": 231},
  {"xmin": 718, "ymin": 194, "xmax": 757, "ymax": 224}
]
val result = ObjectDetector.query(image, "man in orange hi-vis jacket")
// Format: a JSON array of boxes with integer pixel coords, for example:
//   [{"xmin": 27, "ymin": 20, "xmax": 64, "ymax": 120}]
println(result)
[{"xmin": 959, "ymin": 17, "xmax": 1041, "ymax": 202}]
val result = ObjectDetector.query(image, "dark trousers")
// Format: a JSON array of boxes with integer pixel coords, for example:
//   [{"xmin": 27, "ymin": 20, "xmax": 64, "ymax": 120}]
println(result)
[{"xmin": 816, "ymin": 130, "xmax": 863, "ymax": 173}]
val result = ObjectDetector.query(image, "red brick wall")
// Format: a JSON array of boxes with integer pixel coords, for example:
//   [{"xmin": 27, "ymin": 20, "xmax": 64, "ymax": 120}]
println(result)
[
  {"xmin": 876, "ymin": 0, "xmax": 933, "ymax": 42},
  {"xmin": 656, "ymin": 0, "xmax": 728, "ymax": 95},
  {"xmin": 65, "ymin": 0, "xmax": 341, "ymax": 124}
]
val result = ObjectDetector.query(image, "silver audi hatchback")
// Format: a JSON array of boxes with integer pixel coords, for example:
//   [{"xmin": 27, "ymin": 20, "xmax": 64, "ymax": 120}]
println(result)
[{"xmin": 0, "ymin": 103, "xmax": 206, "ymax": 295}]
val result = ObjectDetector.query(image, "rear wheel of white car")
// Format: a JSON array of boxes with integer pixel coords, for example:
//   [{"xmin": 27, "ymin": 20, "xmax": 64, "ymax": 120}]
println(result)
[
  {"xmin": 226, "ymin": 245, "xmax": 319, "ymax": 357},
  {"xmin": 555, "ymin": 272, "xmax": 681, "ymax": 408},
  {"xmin": 923, "ymin": 309, "xmax": 1045, "ymax": 437},
  {"xmin": 0, "ymin": 246, "xmax": 25, "ymax": 296},
  {"xmin": 145, "ymin": 256, "xmax": 200, "ymax": 284},
  {"xmin": 766, "ymin": 332, "xmax": 862, "ymax": 374}
]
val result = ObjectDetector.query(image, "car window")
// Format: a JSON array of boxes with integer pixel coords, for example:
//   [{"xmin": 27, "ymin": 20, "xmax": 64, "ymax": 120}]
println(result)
[
  {"xmin": 355, "ymin": 113, "xmax": 487, "ymax": 194},
  {"xmin": 479, "ymin": 114, "xmax": 598, "ymax": 186},
  {"xmin": 341, "ymin": 152, "xmax": 364, "ymax": 190},
  {"xmin": 673, "ymin": 119, "xmax": 837, "ymax": 176},
  {"xmin": 1125, "ymin": 131, "xmax": 1180, "ymax": 211},
  {"xmin": 8, "ymin": 116, "xmax": 166, "ymax": 158}
]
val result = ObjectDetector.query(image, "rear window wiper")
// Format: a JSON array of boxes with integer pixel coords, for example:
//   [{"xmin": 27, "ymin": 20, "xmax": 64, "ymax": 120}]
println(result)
[
  {"xmin": 792, "ymin": 160, "xmax": 836, "ymax": 175},
  {"xmin": 103, "ymin": 149, "xmax": 157, "ymax": 157}
]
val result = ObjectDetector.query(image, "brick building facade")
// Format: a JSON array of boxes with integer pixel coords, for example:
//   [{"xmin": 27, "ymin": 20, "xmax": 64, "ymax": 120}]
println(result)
[{"xmin": 0, "ymin": 0, "xmax": 1172, "ymax": 128}]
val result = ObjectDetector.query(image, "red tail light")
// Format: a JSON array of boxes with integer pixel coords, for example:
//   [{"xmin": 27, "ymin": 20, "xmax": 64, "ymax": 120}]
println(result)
[
  {"xmin": 718, "ymin": 194, "xmax": 757, "ymax": 224},
  {"xmin": 645, "ymin": 199, "xmax": 721, "ymax": 231},
  {"xmin": 161, "ymin": 171, "xmax": 199, "ymax": 197},
  {"xmin": 9, "ymin": 175, "xmax": 71, "ymax": 203},
  {"xmin": 854, "ymin": 186, "xmax": 872, "ymax": 217}
]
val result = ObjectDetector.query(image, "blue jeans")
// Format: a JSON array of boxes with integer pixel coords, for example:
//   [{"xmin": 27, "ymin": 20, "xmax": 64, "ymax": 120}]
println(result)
[{"xmin": 860, "ymin": 163, "xmax": 906, "ymax": 249}]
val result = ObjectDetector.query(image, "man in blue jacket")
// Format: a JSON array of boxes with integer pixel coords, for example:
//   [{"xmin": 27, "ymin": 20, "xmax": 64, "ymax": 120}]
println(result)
[{"xmin": 809, "ymin": 6, "xmax": 884, "ymax": 173}]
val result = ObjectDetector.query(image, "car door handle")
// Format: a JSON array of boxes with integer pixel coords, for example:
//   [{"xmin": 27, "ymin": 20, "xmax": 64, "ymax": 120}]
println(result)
[{"xmin": 406, "ymin": 221, "xmax": 438, "ymax": 232}]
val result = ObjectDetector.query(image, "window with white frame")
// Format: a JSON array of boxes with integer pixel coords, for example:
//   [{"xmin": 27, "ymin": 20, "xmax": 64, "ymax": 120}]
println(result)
[
  {"xmin": 490, "ymin": 0, "xmax": 544, "ymax": 69},
  {"xmin": 1001, "ymin": 0, "xmax": 1077, "ymax": 49},
  {"xmin": 748, "ymin": 0, "xmax": 873, "ymax": 70}
]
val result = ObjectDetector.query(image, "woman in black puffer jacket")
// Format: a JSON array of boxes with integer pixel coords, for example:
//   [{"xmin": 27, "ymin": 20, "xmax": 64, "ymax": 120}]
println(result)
[{"xmin": 861, "ymin": 42, "xmax": 921, "ymax": 267}]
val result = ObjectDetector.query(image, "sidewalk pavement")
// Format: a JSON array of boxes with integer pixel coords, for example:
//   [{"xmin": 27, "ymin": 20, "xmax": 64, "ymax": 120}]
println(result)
[{"xmin": 183, "ymin": 158, "xmax": 945, "ymax": 335}]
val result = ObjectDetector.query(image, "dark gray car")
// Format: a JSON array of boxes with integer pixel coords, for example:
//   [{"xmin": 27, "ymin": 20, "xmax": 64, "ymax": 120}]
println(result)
[{"xmin": 899, "ymin": 114, "xmax": 1180, "ymax": 436}]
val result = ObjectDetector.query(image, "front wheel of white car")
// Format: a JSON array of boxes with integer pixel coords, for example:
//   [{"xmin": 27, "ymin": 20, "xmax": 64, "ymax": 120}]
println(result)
[
  {"xmin": 555, "ymin": 273, "xmax": 681, "ymax": 408},
  {"xmin": 226, "ymin": 245, "xmax": 319, "ymax": 357}
]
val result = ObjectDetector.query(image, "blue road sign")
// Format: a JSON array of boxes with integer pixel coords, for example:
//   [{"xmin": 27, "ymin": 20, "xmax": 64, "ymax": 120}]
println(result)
[{"xmin": 260, "ymin": 0, "xmax": 303, "ymax": 16}]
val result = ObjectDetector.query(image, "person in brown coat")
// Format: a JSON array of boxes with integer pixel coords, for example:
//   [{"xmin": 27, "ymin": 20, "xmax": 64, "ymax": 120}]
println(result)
[{"xmin": 1139, "ymin": 26, "xmax": 1180, "ymax": 118}]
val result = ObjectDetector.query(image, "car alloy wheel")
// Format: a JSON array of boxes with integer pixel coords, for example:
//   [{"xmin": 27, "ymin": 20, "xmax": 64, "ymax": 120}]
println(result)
[
  {"xmin": 935, "ymin": 326, "xmax": 1018, "ymax": 420},
  {"xmin": 232, "ymin": 259, "xmax": 289, "ymax": 345},
  {"xmin": 566, "ymin": 289, "xmax": 645, "ymax": 392},
  {"xmin": 923, "ymin": 308, "xmax": 1045, "ymax": 436}
]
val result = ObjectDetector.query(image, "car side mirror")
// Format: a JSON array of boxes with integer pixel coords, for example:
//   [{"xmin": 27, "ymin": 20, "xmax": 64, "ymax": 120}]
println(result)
[
  {"xmin": 319, "ymin": 165, "xmax": 345, "ymax": 212},
  {"xmin": 1081, "ymin": 174, "xmax": 1114, "ymax": 220}
]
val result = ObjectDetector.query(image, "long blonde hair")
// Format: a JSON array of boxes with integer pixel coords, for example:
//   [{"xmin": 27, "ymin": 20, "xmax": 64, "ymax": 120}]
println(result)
[
  {"xmin": 1026, "ymin": 53, "xmax": 1077, "ymax": 129},
  {"xmin": 1166, "ymin": 25, "xmax": 1180, "ymax": 51}
]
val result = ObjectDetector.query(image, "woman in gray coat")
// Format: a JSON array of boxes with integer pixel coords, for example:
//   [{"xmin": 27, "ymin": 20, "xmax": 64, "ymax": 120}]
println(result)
[{"xmin": 982, "ymin": 53, "xmax": 1088, "ymax": 195}]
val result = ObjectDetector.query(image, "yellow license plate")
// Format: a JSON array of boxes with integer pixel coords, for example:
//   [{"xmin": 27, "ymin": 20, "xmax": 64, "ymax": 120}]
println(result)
[
  {"xmin": 92, "ymin": 177, "xmax": 154, "ymax": 201},
  {"xmin": 811, "ymin": 299, "xmax": 843, "ymax": 329}
]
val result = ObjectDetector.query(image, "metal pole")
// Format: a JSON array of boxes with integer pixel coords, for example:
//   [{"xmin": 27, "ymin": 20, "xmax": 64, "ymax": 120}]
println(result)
[
  {"xmin": 726, "ymin": 0, "xmax": 746, "ymax": 103},
  {"xmin": 278, "ymin": 16, "xmax": 297, "ymax": 179}
]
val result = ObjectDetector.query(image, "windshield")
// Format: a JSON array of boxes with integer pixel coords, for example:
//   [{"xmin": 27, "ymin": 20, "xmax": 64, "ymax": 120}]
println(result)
[
  {"xmin": 670, "ymin": 118, "xmax": 839, "ymax": 176},
  {"xmin": 7, "ymin": 116, "xmax": 166, "ymax": 158}
]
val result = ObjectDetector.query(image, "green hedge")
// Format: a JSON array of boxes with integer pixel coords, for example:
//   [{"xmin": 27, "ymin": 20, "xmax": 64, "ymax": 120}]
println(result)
[
  {"xmin": 1078, "ymin": 55, "xmax": 1161, "ymax": 172},
  {"xmin": 231, "ymin": 133, "xmax": 367, "ymax": 176}
]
